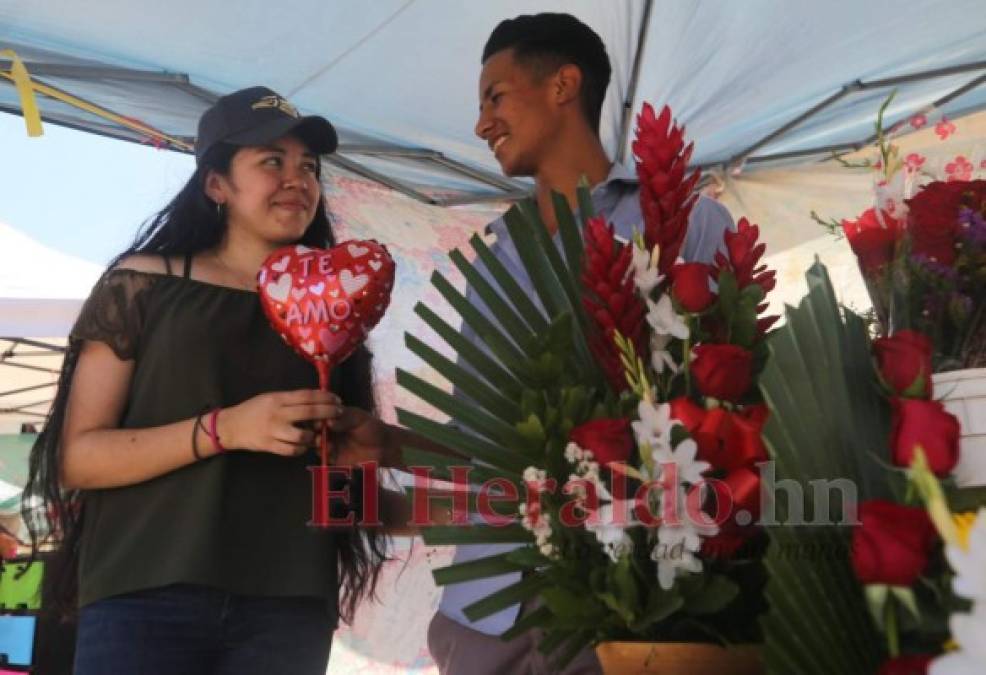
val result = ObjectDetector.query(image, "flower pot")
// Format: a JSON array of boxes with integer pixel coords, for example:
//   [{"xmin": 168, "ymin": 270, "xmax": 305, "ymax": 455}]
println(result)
[
  {"xmin": 933, "ymin": 368, "xmax": 986, "ymax": 487},
  {"xmin": 595, "ymin": 641, "xmax": 763, "ymax": 675}
]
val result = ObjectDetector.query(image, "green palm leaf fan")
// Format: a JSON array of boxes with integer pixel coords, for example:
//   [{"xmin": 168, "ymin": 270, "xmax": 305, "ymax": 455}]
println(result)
[
  {"xmin": 397, "ymin": 189, "xmax": 602, "ymax": 629},
  {"xmin": 757, "ymin": 261, "xmax": 892, "ymax": 675}
]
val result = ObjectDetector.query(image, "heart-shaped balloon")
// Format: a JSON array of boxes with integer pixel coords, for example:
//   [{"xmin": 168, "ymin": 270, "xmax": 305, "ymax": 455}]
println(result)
[{"xmin": 257, "ymin": 240, "xmax": 396, "ymax": 383}]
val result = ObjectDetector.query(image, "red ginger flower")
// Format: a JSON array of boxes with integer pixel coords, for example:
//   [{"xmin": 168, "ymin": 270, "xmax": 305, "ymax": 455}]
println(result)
[
  {"xmin": 714, "ymin": 218, "xmax": 776, "ymax": 294},
  {"xmin": 581, "ymin": 216, "xmax": 647, "ymax": 393},
  {"xmin": 712, "ymin": 217, "xmax": 779, "ymax": 335},
  {"xmin": 632, "ymin": 103, "xmax": 701, "ymax": 275}
]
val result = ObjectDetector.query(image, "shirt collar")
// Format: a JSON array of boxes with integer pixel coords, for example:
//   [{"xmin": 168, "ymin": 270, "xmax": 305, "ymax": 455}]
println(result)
[
  {"xmin": 601, "ymin": 161, "xmax": 638, "ymax": 187},
  {"xmin": 487, "ymin": 162, "xmax": 638, "ymax": 238}
]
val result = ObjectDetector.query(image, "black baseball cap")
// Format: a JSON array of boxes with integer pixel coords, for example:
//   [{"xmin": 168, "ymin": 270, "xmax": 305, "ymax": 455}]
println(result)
[{"xmin": 195, "ymin": 86, "xmax": 338, "ymax": 164}]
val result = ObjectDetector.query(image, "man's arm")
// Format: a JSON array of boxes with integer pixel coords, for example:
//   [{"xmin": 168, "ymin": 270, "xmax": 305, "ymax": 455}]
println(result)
[{"xmin": 382, "ymin": 424, "xmax": 468, "ymax": 472}]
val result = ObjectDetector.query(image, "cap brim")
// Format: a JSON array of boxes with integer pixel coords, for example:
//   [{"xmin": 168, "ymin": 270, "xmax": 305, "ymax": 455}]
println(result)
[{"xmin": 223, "ymin": 115, "xmax": 338, "ymax": 155}]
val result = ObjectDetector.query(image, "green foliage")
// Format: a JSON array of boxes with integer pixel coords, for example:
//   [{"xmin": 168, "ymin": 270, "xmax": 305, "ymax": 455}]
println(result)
[{"xmin": 757, "ymin": 262, "xmax": 893, "ymax": 675}]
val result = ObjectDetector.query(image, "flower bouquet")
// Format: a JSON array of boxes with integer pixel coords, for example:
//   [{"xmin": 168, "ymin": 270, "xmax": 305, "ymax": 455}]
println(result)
[
  {"xmin": 396, "ymin": 104, "xmax": 776, "ymax": 671},
  {"xmin": 832, "ymin": 95, "xmax": 986, "ymax": 362},
  {"xmin": 751, "ymin": 99, "xmax": 986, "ymax": 675},
  {"xmin": 830, "ymin": 95, "xmax": 986, "ymax": 485}
]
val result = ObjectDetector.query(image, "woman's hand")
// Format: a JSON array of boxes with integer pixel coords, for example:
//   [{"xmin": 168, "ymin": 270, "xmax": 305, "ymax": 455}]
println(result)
[
  {"xmin": 218, "ymin": 389, "xmax": 342, "ymax": 456},
  {"xmin": 328, "ymin": 407, "xmax": 391, "ymax": 467}
]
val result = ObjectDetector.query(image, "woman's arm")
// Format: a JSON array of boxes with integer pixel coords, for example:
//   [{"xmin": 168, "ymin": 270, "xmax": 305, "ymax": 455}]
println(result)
[
  {"xmin": 382, "ymin": 424, "xmax": 467, "ymax": 471},
  {"xmin": 60, "ymin": 340, "xmax": 342, "ymax": 490},
  {"xmin": 329, "ymin": 410, "xmax": 467, "ymax": 472},
  {"xmin": 60, "ymin": 339, "xmax": 207, "ymax": 489}
]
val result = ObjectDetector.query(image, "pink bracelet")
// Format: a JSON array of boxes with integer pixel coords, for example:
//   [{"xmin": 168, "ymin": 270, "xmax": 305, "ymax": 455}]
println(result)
[{"xmin": 208, "ymin": 408, "xmax": 226, "ymax": 453}]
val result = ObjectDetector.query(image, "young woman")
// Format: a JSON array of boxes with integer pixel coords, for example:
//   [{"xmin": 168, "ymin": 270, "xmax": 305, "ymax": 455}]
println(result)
[{"xmin": 24, "ymin": 86, "xmax": 393, "ymax": 674}]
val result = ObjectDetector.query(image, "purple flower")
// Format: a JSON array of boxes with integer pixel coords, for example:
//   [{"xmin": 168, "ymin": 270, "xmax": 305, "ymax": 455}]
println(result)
[
  {"xmin": 959, "ymin": 206, "xmax": 986, "ymax": 246},
  {"xmin": 910, "ymin": 253, "xmax": 959, "ymax": 282}
]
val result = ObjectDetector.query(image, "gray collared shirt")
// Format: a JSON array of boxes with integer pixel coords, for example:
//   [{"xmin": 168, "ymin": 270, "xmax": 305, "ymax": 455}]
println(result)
[{"xmin": 437, "ymin": 163, "xmax": 734, "ymax": 635}]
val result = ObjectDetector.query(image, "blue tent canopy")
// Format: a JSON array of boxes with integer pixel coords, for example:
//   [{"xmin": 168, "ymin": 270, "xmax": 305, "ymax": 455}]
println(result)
[{"xmin": 2, "ymin": 0, "xmax": 985, "ymax": 204}]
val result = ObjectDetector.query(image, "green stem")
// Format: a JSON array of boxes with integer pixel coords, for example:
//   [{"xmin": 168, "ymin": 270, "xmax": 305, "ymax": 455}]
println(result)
[
  {"xmin": 683, "ymin": 317, "xmax": 693, "ymax": 397},
  {"xmin": 885, "ymin": 593, "xmax": 899, "ymax": 658},
  {"xmin": 957, "ymin": 301, "xmax": 986, "ymax": 368}
]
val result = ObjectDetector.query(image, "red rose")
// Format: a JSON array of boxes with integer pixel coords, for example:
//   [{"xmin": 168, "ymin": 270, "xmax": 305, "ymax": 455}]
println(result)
[
  {"xmin": 905, "ymin": 180, "xmax": 986, "ymax": 265},
  {"xmin": 873, "ymin": 330, "xmax": 933, "ymax": 398},
  {"xmin": 890, "ymin": 398, "xmax": 960, "ymax": 476},
  {"xmin": 841, "ymin": 208, "xmax": 901, "ymax": 274},
  {"xmin": 700, "ymin": 531, "xmax": 749, "ymax": 559},
  {"xmin": 669, "ymin": 399, "xmax": 768, "ymax": 472},
  {"xmin": 691, "ymin": 344, "xmax": 753, "ymax": 402},
  {"xmin": 852, "ymin": 500, "xmax": 937, "ymax": 586},
  {"xmin": 698, "ymin": 467, "xmax": 762, "ymax": 559},
  {"xmin": 569, "ymin": 418, "xmax": 634, "ymax": 467},
  {"xmin": 671, "ymin": 263, "xmax": 716, "ymax": 313},
  {"xmin": 876, "ymin": 654, "xmax": 934, "ymax": 675}
]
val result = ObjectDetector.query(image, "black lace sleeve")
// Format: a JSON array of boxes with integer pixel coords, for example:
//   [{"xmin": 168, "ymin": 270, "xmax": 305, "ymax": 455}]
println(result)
[{"xmin": 70, "ymin": 269, "xmax": 158, "ymax": 361}]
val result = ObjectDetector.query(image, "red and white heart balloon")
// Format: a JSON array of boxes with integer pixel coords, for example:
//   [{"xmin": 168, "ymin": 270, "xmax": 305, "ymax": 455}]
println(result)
[{"xmin": 257, "ymin": 240, "xmax": 395, "ymax": 379}]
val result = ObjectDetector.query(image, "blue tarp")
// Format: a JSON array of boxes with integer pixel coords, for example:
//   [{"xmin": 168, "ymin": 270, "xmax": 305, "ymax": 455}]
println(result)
[{"xmin": 2, "ymin": 0, "xmax": 985, "ymax": 197}]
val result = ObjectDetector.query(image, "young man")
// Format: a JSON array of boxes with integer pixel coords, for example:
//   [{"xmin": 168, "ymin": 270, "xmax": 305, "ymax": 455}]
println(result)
[{"xmin": 427, "ymin": 13, "xmax": 734, "ymax": 675}]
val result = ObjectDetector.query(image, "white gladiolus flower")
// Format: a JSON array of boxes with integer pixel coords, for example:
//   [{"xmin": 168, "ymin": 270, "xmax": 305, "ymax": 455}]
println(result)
[
  {"xmin": 652, "ymin": 437, "xmax": 710, "ymax": 486},
  {"xmin": 650, "ymin": 332, "xmax": 680, "ymax": 374},
  {"xmin": 629, "ymin": 243, "xmax": 662, "ymax": 296},
  {"xmin": 652, "ymin": 536, "xmax": 703, "ymax": 590},
  {"xmin": 646, "ymin": 294, "xmax": 689, "ymax": 340},
  {"xmin": 652, "ymin": 486, "xmax": 718, "ymax": 590},
  {"xmin": 945, "ymin": 509, "xmax": 986, "ymax": 604},
  {"xmin": 632, "ymin": 400, "xmax": 674, "ymax": 449},
  {"xmin": 587, "ymin": 499, "xmax": 635, "ymax": 562},
  {"xmin": 931, "ymin": 509, "xmax": 986, "ymax": 675}
]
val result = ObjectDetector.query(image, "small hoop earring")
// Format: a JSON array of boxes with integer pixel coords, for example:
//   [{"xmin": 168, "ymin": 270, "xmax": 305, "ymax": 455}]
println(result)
[{"xmin": 216, "ymin": 202, "xmax": 225, "ymax": 219}]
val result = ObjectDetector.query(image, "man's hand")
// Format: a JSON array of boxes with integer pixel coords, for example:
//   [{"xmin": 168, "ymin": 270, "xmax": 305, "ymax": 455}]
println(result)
[{"xmin": 329, "ymin": 407, "xmax": 390, "ymax": 466}]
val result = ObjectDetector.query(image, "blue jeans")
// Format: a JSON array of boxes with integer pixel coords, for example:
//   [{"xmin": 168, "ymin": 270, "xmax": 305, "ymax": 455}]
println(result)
[{"xmin": 73, "ymin": 584, "xmax": 334, "ymax": 675}]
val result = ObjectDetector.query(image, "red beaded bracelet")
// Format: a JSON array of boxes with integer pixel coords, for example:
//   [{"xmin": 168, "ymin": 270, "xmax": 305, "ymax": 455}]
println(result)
[{"xmin": 207, "ymin": 408, "xmax": 226, "ymax": 453}]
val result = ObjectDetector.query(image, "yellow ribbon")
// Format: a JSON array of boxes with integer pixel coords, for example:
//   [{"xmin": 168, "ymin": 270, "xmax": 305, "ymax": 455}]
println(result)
[
  {"xmin": 0, "ymin": 48, "xmax": 43, "ymax": 136},
  {"xmin": 23, "ymin": 77, "xmax": 193, "ymax": 151},
  {"xmin": 1, "ymin": 47, "xmax": 192, "ymax": 151}
]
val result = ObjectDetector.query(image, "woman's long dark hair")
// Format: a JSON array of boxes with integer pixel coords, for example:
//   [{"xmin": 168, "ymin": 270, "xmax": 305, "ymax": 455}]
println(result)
[{"xmin": 23, "ymin": 141, "xmax": 387, "ymax": 623}]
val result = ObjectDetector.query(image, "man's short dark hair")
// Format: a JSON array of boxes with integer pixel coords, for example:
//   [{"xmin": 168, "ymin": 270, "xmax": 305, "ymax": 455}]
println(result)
[{"xmin": 482, "ymin": 13, "xmax": 612, "ymax": 134}]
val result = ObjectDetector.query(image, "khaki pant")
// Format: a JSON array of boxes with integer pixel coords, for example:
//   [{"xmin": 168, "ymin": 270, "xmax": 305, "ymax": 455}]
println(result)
[{"xmin": 427, "ymin": 610, "xmax": 602, "ymax": 675}]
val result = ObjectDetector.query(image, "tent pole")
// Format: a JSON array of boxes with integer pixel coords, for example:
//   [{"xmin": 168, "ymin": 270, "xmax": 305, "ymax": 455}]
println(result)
[
  {"xmin": 340, "ymin": 145, "xmax": 439, "ymax": 158},
  {"xmin": 0, "ymin": 402, "xmax": 50, "ymax": 417},
  {"xmin": 175, "ymin": 82, "xmax": 220, "ymax": 105},
  {"xmin": 725, "ymin": 84, "xmax": 859, "ymax": 170},
  {"xmin": 435, "ymin": 190, "xmax": 530, "ymax": 207},
  {"xmin": 431, "ymin": 155, "xmax": 529, "ymax": 193},
  {"xmin": 1, "ymin": 338, "xmax": 65, "ymax": 352},
  {"xmin": 0, "ymin": 383, "xmax": 56, "ymax": 400},
  {"xmin": 713, "ymin": 72, "xmax": 986, "ymax": 169},
  {"xmin": 615, "ymin": 0, "xmax": 653, "ymax": 165},
  {"xmin": 722, "ymin": 60, "xmax": 986, "ymax": 171},
  {"xmin": 0, "ymin": 362, "xmax": 60, "ymax": 375},
  {"xmin": 855, "ymin": 72, "xmax": 986, "ymax": 148},
  {"xmin": 0, "ymin": 60, "xmax": 191, "ymax": 84},
  {"xmin": 0, "ymin": 106, "xmax": 196, "ymax": 152},
  {"xmin": 858, "ymin": 60, "xmax": 986, "ymax": 89}
]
